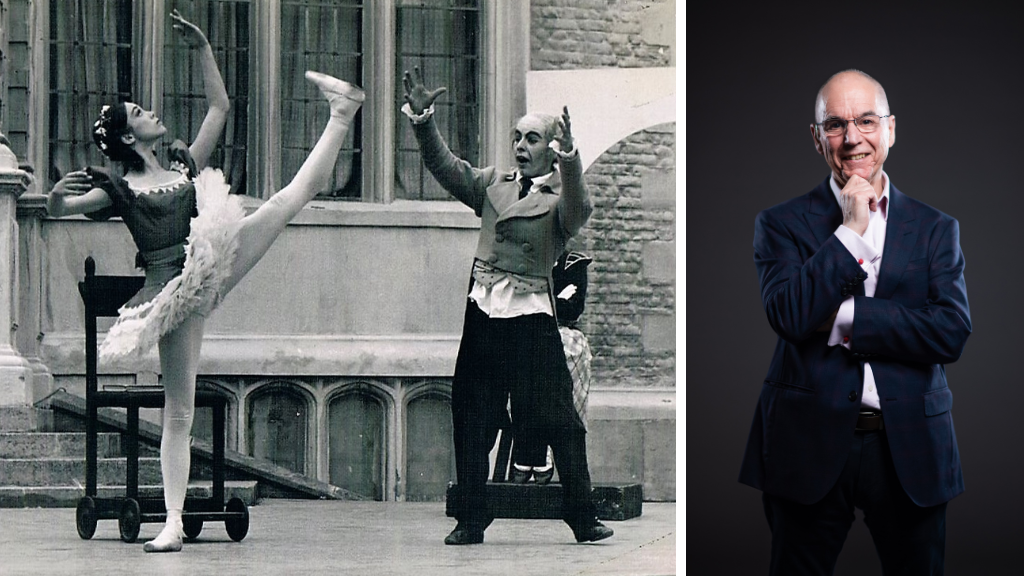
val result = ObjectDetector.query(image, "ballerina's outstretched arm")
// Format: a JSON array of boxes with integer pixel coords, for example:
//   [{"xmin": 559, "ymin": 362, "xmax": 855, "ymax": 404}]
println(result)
[{"xmin": 170, "ymin": 9, "xmax": 230, "ymax": 172}]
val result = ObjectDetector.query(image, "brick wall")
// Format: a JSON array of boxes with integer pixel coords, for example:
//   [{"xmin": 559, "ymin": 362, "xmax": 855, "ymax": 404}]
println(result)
[
  {"xmin": 531, "ymin": 0, "xmax": 676, "ymax": 388},
  {"xmin": 575, "ymin": 123, "xmax": 675, "ymax": 388},
  {"xmin": 530, "ymin": 0, "xmax": 674, "ymax": 70}
]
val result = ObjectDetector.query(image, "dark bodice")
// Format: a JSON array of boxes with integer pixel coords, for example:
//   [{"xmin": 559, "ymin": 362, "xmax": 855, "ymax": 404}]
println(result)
[{"xmin": 85, "ymin": 141, "xmax": 199, "ymax": 255}]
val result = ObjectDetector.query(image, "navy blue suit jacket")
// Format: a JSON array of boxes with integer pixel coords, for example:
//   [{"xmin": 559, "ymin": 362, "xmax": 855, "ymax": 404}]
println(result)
[{"xmin": 739, "ymin": 176, "xmax": 971, "ymax": 508}]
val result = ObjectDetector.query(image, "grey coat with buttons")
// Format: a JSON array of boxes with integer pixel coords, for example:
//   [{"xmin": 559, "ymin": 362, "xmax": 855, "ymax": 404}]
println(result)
[{"xmin": 411, "ymin": 116, "xmax": 592, "ymax": 283}]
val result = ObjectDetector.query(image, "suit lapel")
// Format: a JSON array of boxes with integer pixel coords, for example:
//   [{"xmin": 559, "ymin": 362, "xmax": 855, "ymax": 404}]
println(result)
[
  {"xmin": 492, "ymin": 169, "xmax": 563, "ymax": 223},
  {"xmin": 874, "ymin": 185, "xmax": 918, "ymax": 300},
  {"xmin": 803, "ymin": 177, "xmax": 842, "ymax": 248},
  {"xmin": 487, "ymin": 177, "xmax": 520, "ymax": 217}
]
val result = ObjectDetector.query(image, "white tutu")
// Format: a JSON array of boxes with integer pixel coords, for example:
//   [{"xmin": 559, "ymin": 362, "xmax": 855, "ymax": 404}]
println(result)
[{"xmin": 99, "ymin": 168, "xmax": 245, "ymax": 363}]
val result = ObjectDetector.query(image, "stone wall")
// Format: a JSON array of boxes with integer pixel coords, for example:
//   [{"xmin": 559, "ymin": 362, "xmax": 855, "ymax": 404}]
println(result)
[
  {"xmin": 530, "ymin": 0, "xmax": 676, "ymax": 388},
  {"xmin": 530, "ymin": 0, "xmax": 675, "ymax": 70}
]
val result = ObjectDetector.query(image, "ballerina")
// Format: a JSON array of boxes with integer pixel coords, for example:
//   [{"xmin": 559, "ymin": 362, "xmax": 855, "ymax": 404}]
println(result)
[{"xmin": 47, "ymin": 10, "xmax": 364, "ymax": 552}]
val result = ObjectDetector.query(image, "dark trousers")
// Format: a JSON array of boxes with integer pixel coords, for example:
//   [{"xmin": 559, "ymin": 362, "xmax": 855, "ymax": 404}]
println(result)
[
  {"xmin": 450, "ymin": 300, "xmax": 596, "ymax": 530},
  {"xmin": 763, "ymin": 430, "xmax": 947, "ymax": 576}
]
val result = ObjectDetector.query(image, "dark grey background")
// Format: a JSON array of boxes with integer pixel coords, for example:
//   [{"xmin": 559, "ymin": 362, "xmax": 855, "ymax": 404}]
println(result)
[{"xmin": 687, "ymin": 4, "xmax": 1024, "ymax": 575}]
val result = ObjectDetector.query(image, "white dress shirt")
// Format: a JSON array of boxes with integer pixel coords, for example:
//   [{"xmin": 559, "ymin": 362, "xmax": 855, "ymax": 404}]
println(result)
[{"xmin": 827, "ymin": 172, "xmax": 890, "ymax": 411}]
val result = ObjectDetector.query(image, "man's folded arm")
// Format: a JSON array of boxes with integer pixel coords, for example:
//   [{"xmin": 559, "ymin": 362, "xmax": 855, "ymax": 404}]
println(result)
[
  {"xmin": 849, "ymin": 219, "xmax": 971, "ymax": 364},
  {"xmin": 824, "ymin": 224, "xmax": 881, "ymax": 345},
  {"xmin": 754, "ymin": 211, "xmax": 866, "ymax": 343}
]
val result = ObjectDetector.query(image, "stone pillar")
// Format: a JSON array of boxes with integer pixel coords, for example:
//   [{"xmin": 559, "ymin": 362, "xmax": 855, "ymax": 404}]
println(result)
[
  {"xmin": 16, "ymin": 189, "xmax": 52, "ymax": 402},
  {"xmin": 0, "ymin": 134, "xmax": 34, "ymax": 426}
]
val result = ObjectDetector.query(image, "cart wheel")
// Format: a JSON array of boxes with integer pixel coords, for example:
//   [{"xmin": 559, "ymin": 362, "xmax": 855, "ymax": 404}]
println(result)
[
  {"xmin": 224, "ymin": 497, "xmax": 249, "ymax": 542},
  {"xmin": 183, "ymin": 515, "xmax": 203, "ymax": 541},
  {"xmin": 76, "ymin": 497, "xmax": 98, "ymax": 540},
  {"xmin": 118, "ymin": 498, "xmax": 141, "ymax": 543}
]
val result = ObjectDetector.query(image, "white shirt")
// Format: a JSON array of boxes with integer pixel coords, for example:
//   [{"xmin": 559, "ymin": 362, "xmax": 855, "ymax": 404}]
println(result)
[{"xmin": 827, "ymin": 172, "xmax": 890, "ymax": 411}]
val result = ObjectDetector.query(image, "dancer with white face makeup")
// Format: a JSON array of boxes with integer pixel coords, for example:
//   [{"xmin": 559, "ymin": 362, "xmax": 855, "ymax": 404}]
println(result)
[{"xmin": 402, "ymin": 66, "xmax": 613, "ymax": 546}]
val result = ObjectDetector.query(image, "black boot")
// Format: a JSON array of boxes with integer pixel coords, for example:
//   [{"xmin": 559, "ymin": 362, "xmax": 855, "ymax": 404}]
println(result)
[
  {"xmin": 571, "ymin": 520, "xmax": 614, "ymax": 543},
  {"xmin": 445, "ymin": 523, "xmax": 485, "ymax": 545}
]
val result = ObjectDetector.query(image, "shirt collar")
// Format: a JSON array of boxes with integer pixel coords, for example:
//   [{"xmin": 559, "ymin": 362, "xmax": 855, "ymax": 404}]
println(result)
[
  {"xmin": 830, "ymin": 171, "xmax": 890, "ymax": 222},
  {"xmin": 517, "ymin": 169, "xmax": 555, "ymax": 193}
]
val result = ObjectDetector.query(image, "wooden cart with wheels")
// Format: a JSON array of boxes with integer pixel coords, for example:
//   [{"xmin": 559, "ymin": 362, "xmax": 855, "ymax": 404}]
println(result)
[{"xmin": 75, "ymin": 257, "xmax": 250, "ymax": 543}]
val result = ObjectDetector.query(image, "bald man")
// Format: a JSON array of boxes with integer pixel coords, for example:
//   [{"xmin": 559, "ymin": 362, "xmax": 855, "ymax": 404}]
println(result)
[
  {"xmin": 739, "ymin": 70, "xmax": 971, "ymax": 574},
  {"xmin": 401, "ymin": 67, "xmax": 613, "ymax": 546}
]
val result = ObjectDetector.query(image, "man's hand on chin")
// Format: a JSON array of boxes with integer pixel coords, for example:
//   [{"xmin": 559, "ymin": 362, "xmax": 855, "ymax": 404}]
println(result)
[{"xmin": 839, "ymin": 174, "xmax": 877, "ymax": 236}]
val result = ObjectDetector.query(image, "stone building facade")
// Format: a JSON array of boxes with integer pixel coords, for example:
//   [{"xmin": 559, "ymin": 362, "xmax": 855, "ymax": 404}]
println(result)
[{"xmin": 0, "ymin": 0, "xmax": 675, "ymax": 503}]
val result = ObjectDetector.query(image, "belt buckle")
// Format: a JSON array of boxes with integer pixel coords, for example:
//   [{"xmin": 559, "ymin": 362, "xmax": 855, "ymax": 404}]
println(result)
[{"xmin": 856, "ymin": 410, "xmax": 883, "ymax": 431}]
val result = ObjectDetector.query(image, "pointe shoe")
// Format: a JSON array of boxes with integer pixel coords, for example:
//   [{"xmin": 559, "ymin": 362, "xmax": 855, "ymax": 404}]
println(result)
[
  {"xmin": 143, "ymin": 522, "xmax": 184, "ymax": 553},
  {"xmin": 305, "ymin": 70, "xmax": 365, "ymax": 122}
]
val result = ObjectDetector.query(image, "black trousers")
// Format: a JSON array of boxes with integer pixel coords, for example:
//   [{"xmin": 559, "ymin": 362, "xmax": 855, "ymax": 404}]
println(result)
[
  {"xmin": 450, "ymin": 300, "xmax": 596, "ymax": 529},
  {"xmin": 762, "ymin": 430, "xmax": 947, "ymax": 576}
]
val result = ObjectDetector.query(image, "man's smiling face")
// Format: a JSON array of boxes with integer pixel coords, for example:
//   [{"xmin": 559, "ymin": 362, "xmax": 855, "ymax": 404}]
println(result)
[{"xmin": 812, "ymin": 72, "xmax": 896, "ymax": 189}]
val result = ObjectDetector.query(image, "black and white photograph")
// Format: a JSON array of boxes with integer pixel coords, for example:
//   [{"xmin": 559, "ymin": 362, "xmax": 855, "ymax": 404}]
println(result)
[{"xmin": 0, "ymin": 1, "xmax": 677, "ymax": 574}]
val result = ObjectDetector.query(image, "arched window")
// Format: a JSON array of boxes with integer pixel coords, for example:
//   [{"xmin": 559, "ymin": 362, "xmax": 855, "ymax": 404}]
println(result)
[
  {"xmin": 247, "ymin": 386, "xmax": 308, "ymax": 474},
  {"xmin": 404, "ymin": 392, "xmax": 455, "ymax": 501},
  {"xmin": 328, "ymin": 391, "xmax": 385, "ymax": 500}
]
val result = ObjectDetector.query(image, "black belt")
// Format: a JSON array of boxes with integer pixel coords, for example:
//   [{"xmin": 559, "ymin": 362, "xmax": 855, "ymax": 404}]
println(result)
[{"xmin": 856, "ymin": 410, "xmax": 883, "ymax": 431}]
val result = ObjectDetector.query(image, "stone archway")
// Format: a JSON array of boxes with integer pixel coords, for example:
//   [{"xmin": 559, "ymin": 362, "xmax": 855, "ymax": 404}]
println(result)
[{"xmin": 526, "ymin": 67, "xmax": 676, "ymax": 171}]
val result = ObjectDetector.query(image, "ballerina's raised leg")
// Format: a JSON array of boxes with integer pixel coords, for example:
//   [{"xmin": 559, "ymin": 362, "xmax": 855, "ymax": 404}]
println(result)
[
  {"xmin": 223, "ymin": 71, "xmax": 364, "ymax": 293},
  {"xmin": 143, "ymin": 71, "xmax": 363, "ymax": 553}
]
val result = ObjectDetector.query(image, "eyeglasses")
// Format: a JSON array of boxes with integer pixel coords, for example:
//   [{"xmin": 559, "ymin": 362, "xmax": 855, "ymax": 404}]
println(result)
[{"xmin": 814, "ymin": 114, "xmax": 891, "ymax": 136}]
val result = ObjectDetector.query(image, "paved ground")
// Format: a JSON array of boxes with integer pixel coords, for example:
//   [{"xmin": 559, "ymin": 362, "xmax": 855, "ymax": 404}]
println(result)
[{"xmin": 0, "ymin": 500, "xmax": 675, "ymax": 575}]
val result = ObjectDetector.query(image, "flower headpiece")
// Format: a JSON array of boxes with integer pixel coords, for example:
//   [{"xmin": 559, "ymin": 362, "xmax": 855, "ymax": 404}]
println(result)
[{"xmin": 93, "ymin": 105, "xmax": 114, "ymax": 151}]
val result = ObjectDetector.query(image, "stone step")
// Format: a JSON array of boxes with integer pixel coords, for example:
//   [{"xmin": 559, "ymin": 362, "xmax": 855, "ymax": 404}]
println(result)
[
  {"xmin": 0, "ymin": 457, "xmax": 164, "ymax": 487},
  {"xmin": 0, "ymin": 432, "xmax": 125, "ymax": 459},
  {"xmin": 0, "ymin": 480, "xmax": 259, "ymax": 508}
]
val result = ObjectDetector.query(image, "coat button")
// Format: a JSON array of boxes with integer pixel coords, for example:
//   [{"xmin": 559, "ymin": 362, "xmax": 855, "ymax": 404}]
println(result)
[
  {"xmin": 495, "ymin": 234, "xmax": 504, "ymax": 243},
  {"xmin": 848, "ymin": 391, "xmax": 859, "ymax": 402},
  {"xmin": 517, "ymin": 263, "xmax": 527, "ymax": 273},
  {"xmin": 522, "ymin": 242, "xmax": 533, "ymax": 253}
]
